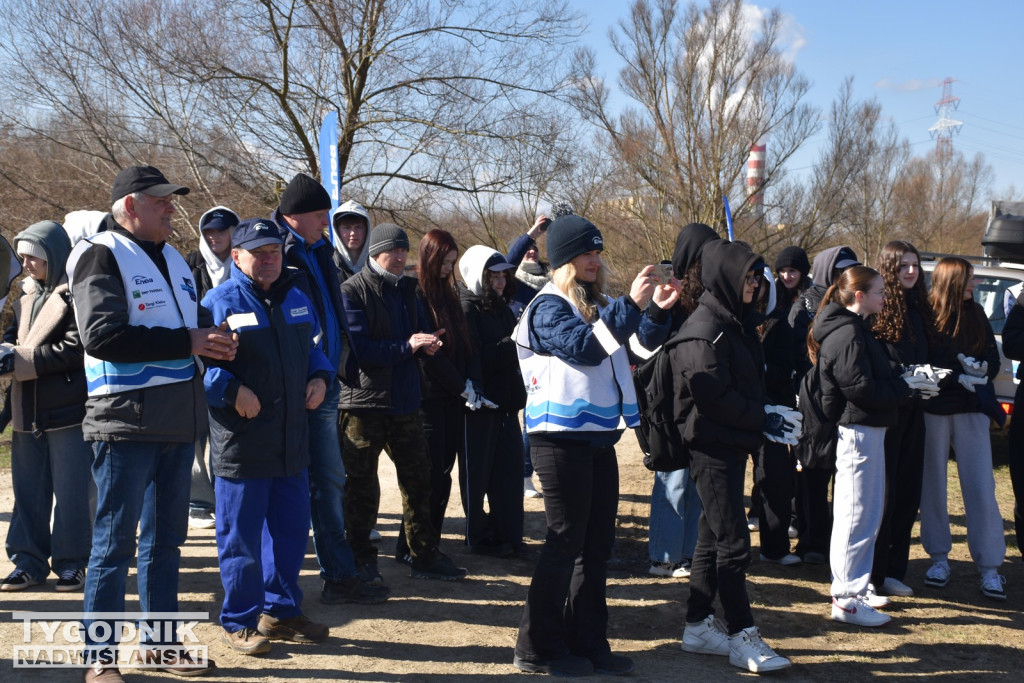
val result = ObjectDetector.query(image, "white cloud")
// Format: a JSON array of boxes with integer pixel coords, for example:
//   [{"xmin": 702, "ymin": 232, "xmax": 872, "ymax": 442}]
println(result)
[{"xmin": 873, "ymin": 77, "xmax": 944, "ymax": 92}]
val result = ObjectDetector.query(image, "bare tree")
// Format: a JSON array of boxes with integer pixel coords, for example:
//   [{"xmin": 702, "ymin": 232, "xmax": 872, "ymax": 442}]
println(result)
[
  {"xmin": 572, "ymin": 0, "xmax": 818, "ymax": 255},
  {"xmin": 0, "ymin": 0, "xmax": 585, "ymax": 229}
]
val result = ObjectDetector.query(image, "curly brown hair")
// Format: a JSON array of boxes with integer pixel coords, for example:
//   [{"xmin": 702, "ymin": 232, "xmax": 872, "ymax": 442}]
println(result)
[
  {"xmin": 872, "ymin": 240, "xmax": 935, "ymax": 345},
  {"xmin": 677, "ymin": 260, "xmax": 704, "ymax": 315}
]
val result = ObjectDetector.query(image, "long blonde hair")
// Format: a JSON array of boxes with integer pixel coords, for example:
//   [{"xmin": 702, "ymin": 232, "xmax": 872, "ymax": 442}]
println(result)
[{"xmin": 551, "ymin": 260, "xmax": 609, "ymax": 323}]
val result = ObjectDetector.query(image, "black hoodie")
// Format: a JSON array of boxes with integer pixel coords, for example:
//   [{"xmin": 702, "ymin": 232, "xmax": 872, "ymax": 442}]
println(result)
[
  {"xmin": 812, "ymin": 302, "xmax": 911, "ymax": 427},
  {"xmin": 666, "ymin": 240, "xmax": 767, "ymax": 453},
  {"xmin": 789, "ymin": 245, "xmax": 858, "ymax": 381}
]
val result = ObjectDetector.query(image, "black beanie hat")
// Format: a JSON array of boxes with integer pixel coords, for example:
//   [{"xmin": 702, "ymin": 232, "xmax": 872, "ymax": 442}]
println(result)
[
  {"xmin": 368, "ymin": 222, "xmax": 410, "ymax": 257},
  {"xmin": 546, "ymin": 215, "xmax": 603, "ymax": 269},
  {"xmin": 774, "ymin": 246, "xmax": 810, "ymax": 277},
  {"xmin": 279, "ymin": 173, "xmax": 332, "ymax": 215}
]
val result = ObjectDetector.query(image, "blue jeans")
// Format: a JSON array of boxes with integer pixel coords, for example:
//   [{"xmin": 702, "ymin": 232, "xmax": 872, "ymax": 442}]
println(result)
[
  {"xmin": 6, "ymin": 426, "xmax": 95, "ymax": 579},
  {"xmin": 215, "ymin": 473, "xmax": 310, "ymax": 631},
  {"xmin": 83, "ymin": 440, "xmax": 193, "ymax": 658},
  {"xmin": 647, "ymin": 468, "xmax": 701, "ymax": 564},
  {"xmin": 308, "ymin": 379, "xmax": 357, "ymax": 581}
]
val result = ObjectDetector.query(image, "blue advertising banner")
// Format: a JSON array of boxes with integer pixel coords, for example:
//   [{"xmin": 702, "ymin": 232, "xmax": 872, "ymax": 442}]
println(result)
[{"xmin": 319, "ymin": 111, "xmax": 341, "ymax": 244}]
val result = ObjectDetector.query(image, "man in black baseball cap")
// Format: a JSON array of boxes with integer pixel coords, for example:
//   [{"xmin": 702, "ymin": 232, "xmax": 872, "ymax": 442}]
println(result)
[{"xmin": 110, "ymin": 165, "xmax": 190, "ymax": 204}]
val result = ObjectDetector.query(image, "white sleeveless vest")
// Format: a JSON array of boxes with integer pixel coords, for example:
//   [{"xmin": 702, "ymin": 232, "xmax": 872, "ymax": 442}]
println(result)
[
  {"xmin": 67, "ymin": 231, "xmax": 198, "ymax": 397},
  {"xmin": 514, "ymin": 282, "xmax": 640, "ymax": 433}
]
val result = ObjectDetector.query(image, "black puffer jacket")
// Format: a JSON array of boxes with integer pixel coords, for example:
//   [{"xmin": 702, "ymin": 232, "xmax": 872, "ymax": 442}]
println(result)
[
  {"xmin": 813, "ymin": 302, "xmax": 912, "ymax": 427},
  {"xmin": 924, "ymin": 301, "xmax": 999, "ymax": 415},
  {"xmin": 667, "ymin": 240, "xmax": 767, "ymax": 453},
  {"xmin": 460, "ymin": 287, "xmax": 526, "ymax": 412}
]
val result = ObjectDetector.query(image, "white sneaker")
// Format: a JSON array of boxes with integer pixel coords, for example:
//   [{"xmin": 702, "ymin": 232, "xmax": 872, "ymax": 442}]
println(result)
[
  {"xmin": 831, "ymin": 596, "xmax": 891, "ymax": 627},
  {"xmin": 524, "ymin": 477, "xmax": 542, "ymax": 498},
  {"xmin": 650, "ymin": 561, "xmax": 691, "ymax": 578},
  {"xmin": 924, "ymin": 560, "xmax": 950, "ymax": 588},
  {"xmin": 759, "ymin": 553, "xmax": 801, "ymax": 566},
  {"xmin": 864, "ymin": 584, "xmax": 891, "ymax": 608},
  {"xmin": 728, "ymin": 626, "xmax": 791, "ymax": 673},
  {"xmin": 188, "ymin": 510, "xmax": 216, "ymax": 530},
  {"xmin": 788, "ymin": 525, "xmax": 798, "ymax": 539},
  {"xmin": 881, "ymin": 577, "xmax": 913, "ymax": 597},
  {"xmin": 368, "ymin": 529, "xmax": 382, "ymax": 542},
  {"xmin": 980, "ymin": 570, "xmax": 1007, "ymax": 600},
  {"xmin": 682, "ymin": 614, "xmax": 730, "ymax": 656},
  {"xmin": 747, "ymin": 517, "xmax": 759, "ymax": 532}
]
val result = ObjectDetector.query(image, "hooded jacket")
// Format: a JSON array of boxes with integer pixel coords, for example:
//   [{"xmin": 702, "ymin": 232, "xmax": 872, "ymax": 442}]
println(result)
[
  {"xmin": 789, "ymin": 245, "xmax": 856, "ymax": 380},
  {"xmin": 459, "ymin": 246, "xmax": 527, "ymax": 412},
  {"xmin": 330, "ymin": 200, "xmax": 372, "ymax": 284},
  {"xmin": 812, "ymin": 302, "xmax": 911, "ymax": 427},
  {"xmin": 3, "ymin": 221, "xmax": 87, "ymax": 432},
  {"xmin": 666, "ymin": 240, "xmax": 767, "ymax": 453},
  {"xmin": 185, "ymin": 205, "xmax": 240, "ymax": 300}
]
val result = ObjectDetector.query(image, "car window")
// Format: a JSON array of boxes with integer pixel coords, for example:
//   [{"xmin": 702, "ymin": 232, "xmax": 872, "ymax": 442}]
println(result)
[{"xmin": 922, "ymin": 271, "xmax": 1024, "ymax": 334}]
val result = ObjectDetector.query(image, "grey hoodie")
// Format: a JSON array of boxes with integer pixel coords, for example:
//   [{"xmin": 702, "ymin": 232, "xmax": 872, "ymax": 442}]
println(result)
[
  {"xmin": 330, "ymin": 200, "xmax": 372, "ymax": 281},
  {"xmin": 13, "ymin": 221, "xmax": 73, "ymax": 326}
]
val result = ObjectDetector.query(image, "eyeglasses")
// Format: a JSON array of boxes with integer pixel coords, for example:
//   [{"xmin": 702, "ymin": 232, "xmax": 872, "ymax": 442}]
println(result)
[{"xmin": 744, "ymin": 273, "xmax": 762, "ymax": 286}]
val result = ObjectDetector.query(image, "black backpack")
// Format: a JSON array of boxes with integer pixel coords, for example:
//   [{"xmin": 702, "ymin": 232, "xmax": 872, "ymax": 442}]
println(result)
[
  {"xmin": 796, "ymin": 361, "xmax": 843, "ymax": 468},
  {"xmin": 632, "ymin": 322, "xmax": 720, "ymax": 472}
]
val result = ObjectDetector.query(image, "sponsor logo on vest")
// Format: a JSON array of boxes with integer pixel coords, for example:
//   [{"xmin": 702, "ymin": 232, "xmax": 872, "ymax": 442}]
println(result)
[
  {"xmin": 290, "ymin": 306, "xmax": 308, "ymax": 317},
  {"xmin": 132, "ymin": 290, "xmax": 141, "ymax": 299},
  {"xmin": 180, "ymin": 277, "xmax": 197, "ymax": 302},
  {"xmin": 138, "ymin": 303, "xmax": 145, "ymax": 311},
  {"xmin": 133, "ymin": 275, "xmax": 154, "ymax": 285}
]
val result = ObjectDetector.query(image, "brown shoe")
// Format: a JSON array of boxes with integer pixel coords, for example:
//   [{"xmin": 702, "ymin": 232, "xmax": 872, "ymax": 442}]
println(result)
[
  {"xmin": 221, "ymin": 627, "xmax": 271, "ymax": 655},
  {"xmin": 142, "ymin": 647, "xmax": 217, "ymax": 676},
  {"xmin": 82, "ymin": 663, "xmax": 124, "ymax": 682},
  {"xmin": 257, "ymin": 613, "xmax": 328, "ymax": 643}
]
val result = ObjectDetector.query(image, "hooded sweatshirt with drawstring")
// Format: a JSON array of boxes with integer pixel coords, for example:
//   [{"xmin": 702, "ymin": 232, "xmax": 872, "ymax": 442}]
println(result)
[
  {"xmin": 185, "ymin": 205, "xmax": 240, "ymax": 300},
  {"xmin": 789, "ymin": 245, "xmax": 859, "ymax": 380},
  {"xmin": 3, "ymin": 221, "xmax": 87, "ymax": 433},
  {"xmin": 330, "ymin": 200, "xmax": 372, "ymax": 284}
]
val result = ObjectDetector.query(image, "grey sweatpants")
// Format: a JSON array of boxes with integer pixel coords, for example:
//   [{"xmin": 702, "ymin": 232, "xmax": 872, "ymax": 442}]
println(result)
[
  {"xmin": 830, "ymin": 424, "xmax": 886, "ymax": 599},
  {"xmin": 920, "ymin": 412, "xmax": 1005, "ymax": 572}
]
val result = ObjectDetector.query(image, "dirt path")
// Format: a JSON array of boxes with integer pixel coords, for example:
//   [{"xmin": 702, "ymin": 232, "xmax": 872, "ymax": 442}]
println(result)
[{"xmin": 1, "ymin": 432, "xmax": 1022, "ymax": 681}]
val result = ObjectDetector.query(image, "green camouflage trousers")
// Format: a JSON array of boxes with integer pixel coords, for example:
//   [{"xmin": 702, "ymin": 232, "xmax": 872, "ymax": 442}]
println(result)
[{"xmin": 338, "ymin": 410, "xmax": 439, "ymax": 564}]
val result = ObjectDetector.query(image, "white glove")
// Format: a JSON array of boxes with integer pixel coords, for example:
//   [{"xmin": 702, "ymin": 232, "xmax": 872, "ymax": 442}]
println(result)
[
  {"xmin": 763, "ymin": 405, "xmax": 803, "ymax": 446},
  {"xmin": 957, "ymin": 374, "xmax": 987, "ymax": 393},
  {"xmin": 906, "ymin": 364, "xmax": 952, "ymax": 384},
  {"xmin": 478, "ymin": 395, "xmax": 499, "ymax": 410},
  {"xmin": 902, "ymin": 373, "xmax": 939, "ymax": 399},
  {"xmin": 957, "ymin": 353, "xmax": 988, "ymax": 378},
  {"xmin": 461, "ymin": 379, "xmax": 482, "ymax": 409}
]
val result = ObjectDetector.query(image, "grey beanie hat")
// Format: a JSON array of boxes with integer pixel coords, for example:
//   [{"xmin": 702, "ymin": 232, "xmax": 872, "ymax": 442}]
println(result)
[{"xmin": 368, "ymin": 222, "xmax": 410, "ymax": 257}]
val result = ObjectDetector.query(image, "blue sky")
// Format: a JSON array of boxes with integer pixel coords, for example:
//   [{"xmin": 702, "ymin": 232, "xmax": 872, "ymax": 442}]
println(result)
[{"xmin": 569, "ymin": 0, "xmax": 1024, "ymax": 195}]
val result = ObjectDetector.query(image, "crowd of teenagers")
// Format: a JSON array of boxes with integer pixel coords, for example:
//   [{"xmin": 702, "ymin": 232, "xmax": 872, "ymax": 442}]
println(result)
[{"xmin": 0, "ymin": 166, "xmax": 1018, "ymax": 681}]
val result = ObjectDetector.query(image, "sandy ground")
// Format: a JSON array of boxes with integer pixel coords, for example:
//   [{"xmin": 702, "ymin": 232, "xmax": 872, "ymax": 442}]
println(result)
[{"xmin": 1, "ymin": 431, "xmax": 1023, "ymax": 682}]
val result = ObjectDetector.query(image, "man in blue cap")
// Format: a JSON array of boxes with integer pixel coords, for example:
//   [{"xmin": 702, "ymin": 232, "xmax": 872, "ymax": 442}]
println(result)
[{"xmin": 202, "ymin": 219, "xmax": 334, "ymax": 655}]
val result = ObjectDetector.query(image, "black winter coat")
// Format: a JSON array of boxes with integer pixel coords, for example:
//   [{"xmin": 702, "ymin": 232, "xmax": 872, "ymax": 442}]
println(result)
[
  {"xmin": 924, "ymin": 301, "xmax": 1000, "ymax": 415},
  {"xmin": 813, "ymin": 302, "xmax": 911, "ymax": 427},
  {"xmin": 667, "ymin": 240, "xmax": 767, "ymax": 454},
  {"xmin": 460, "ymin": 287, "xmax": 527, "ymax": 412},
  {"xmin": 1002, "ymin": 298, "xmax": 1024, "ymax": 379},
  {"xmin": 418, "ymin": 287, "xmax": 474, "ymax": 402}
]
